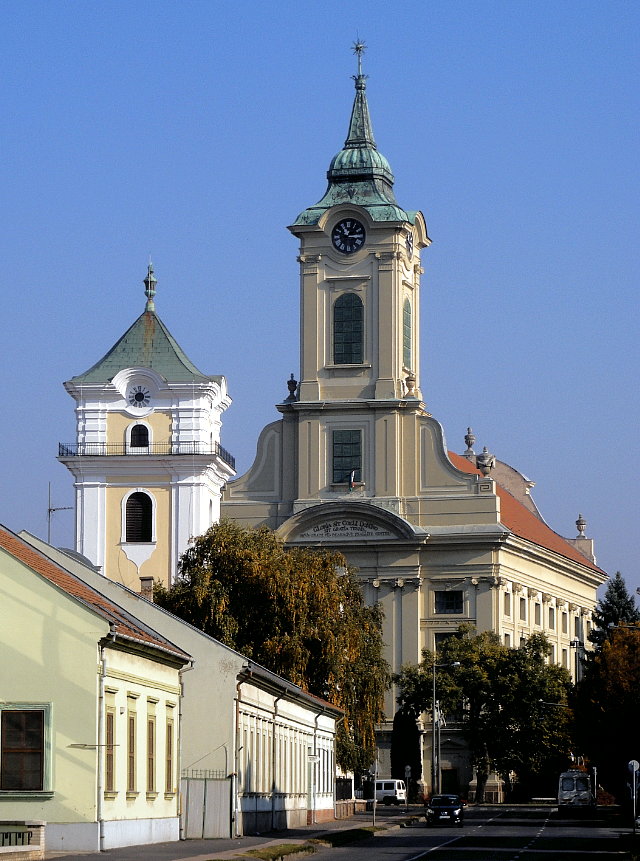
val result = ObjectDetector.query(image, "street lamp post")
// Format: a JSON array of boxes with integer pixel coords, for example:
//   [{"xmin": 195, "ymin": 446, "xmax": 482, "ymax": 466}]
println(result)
[{"xmin": 431, "ymin": 661, "xmax": 460, "ymax": 796}]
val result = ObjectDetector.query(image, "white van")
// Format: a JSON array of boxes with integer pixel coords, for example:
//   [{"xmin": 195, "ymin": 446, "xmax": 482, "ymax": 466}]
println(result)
[{"xmin": 375, "ymin": 779, "xmax": 407, "ymax": 805}]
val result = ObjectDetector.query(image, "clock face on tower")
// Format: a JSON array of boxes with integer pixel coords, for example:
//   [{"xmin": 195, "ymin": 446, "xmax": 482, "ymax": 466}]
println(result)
[
  {"xmin": 331, "ymin": 218, "xmax": 366, "ymax": 254},
  {"xmin": 128, "ymin": 385, "xmax": 151, "ymax": 409}
]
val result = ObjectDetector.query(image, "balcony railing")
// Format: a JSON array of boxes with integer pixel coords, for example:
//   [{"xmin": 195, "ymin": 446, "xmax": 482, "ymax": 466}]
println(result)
[{"xmin": 58, "ymin": 441, "xmax": 235, "ymax": 470}]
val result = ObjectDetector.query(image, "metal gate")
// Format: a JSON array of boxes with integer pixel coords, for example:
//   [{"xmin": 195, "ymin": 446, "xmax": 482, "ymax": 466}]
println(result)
[{"xmin": 181, "ymin": 774, "xmax": 232, "ymax": 839}]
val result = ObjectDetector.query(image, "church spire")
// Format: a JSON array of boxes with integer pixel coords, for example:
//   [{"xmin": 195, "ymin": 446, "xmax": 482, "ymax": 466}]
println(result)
[
  {"xmin": 292, "ymin": 42, "xmax": 411, "ymax": 227},
  {"xmin": 343, "ymin": 40, "xmax": 376, "ymax": 151}
]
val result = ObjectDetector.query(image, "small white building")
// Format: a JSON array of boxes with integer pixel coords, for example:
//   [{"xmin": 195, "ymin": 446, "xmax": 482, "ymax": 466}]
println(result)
[{"xmin": 20, "ymin": 532, "xmax": 344, "ymax": 837}]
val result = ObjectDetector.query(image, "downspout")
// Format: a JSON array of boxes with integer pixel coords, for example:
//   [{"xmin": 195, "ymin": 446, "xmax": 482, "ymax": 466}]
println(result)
[
  {"xmin": 311, "ymin": 712, "xmax": 320, "ymax": 825},
  {"xmin": 271, "ymin": 694, "xmax": 283, "ymax": 831},
  {"xmin": 97, "ymin": 624, "xmax": 115, "ymax": 851},
  {"xmin": 233, "ymin": 675, "xmax": 244, "ymax": 838},
  {"xmin": 178, "ymin": 661, "xmax": 195, "ymax": 841}
]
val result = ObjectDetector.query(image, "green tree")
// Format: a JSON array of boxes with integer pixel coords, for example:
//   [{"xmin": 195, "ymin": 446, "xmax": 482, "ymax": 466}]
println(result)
[
  {"xmin": 588, "ymin": 572, "xmax": 640, "ymax": 649},
  {"xmin": 575, "ymin": 624, "xmax": 640, "ymax": 799},
  {"xmin": 153, "ymin": 519, "xmax": 389, "ymax": 773},
  {"xmin": 393, "ymin": 625, "xmax": 573, "ymax": 801}
]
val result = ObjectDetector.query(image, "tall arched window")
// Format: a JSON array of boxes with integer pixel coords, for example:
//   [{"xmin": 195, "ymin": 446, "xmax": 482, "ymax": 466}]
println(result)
[
  {"xmin": 130, "ymin": 424, "xmax": 149, "ymax": 447},
  {"xmin": 126, "ymin": 492, "xmax": 153, "ymax": 542},
  {"xmin": 333, "ymin": 293, "xmax": 363, "ymax": 364},
  {"xmin": 403, "ymin": 298, "xmax": 412, "ymax": 370}
]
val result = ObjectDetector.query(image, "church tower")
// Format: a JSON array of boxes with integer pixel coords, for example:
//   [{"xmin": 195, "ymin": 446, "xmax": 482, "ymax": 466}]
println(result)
[
  {"xmin": 221, "ymin": 46, "xmax": 605, "ymax": 790},
  {"xmin": 59, "ymin": 265, "xmax": 235, "ymax": 590}
]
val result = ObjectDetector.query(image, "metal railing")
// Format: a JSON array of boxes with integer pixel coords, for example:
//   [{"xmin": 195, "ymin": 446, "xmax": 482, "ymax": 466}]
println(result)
[
  {"xmin": 58, "ymin": 441, "xmax": 235, "ymax": 470},
  {"xmin": 1, "ymin": 830, "xmax": 33, "ymax": 846}
]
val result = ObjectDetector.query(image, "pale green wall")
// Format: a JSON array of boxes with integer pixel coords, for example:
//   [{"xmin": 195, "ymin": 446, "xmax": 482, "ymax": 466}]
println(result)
[{"xmin": 0, "ymin": 547, "xmax": 105, "ymax": 823}]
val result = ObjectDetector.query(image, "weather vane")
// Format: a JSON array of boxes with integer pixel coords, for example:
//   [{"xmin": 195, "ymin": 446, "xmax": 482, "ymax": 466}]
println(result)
[{"xmin": 352, "ymin": 39, "xmax": 366, "ymax": 77}]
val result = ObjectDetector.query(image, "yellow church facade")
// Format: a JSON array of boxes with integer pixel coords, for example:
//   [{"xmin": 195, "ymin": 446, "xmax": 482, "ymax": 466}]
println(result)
[{"xmin": 221, "ymin": 46, "xmax": 607, "ymax": 791}]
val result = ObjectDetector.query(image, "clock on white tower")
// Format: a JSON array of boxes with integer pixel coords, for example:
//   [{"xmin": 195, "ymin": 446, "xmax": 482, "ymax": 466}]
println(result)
[{"xmin": 128, "ymin": 384, "xmax": 151, "ymax": 410}]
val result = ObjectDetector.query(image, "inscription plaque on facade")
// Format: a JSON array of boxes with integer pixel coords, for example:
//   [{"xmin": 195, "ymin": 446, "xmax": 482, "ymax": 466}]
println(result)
[{"xmin": 298, "ymin": 518, "xmax": 394, "ymax": 540}]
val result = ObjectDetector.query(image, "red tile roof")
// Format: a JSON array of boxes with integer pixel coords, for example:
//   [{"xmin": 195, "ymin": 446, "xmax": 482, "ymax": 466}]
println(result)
[
  {"xmin": 447, "ymin": 452, "xmax": 605, "ymax": 574},
  {"xmin": 0, "ymin": 525, "xmax": 190, "ymax": 662}
]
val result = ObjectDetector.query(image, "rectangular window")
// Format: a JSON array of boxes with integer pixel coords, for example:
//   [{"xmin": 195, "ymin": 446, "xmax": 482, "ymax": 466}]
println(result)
[
  {"xmin": 434, "ymin": 591, "xmax": 463, "ymax": 614},
  {"xmin": 562, "ymin": 649, "xmax": 568, "ymax": 669},
  {"xmin": 562, "ymin": 612, "xmax": 568, "ymax": 634},
  {"xmin": 504, "ymin": 633, "xmax": 511, "ymax": 648},
  {"xmin": 146, "ymin": 717, "xmax": 156, "ymax": 793},
  {"xmin": 165, "ymin": 718, "xmax": 174, "ymax": 794},
  {"xmin": 0, "ymin": 710, "xmax": 44, "ymax": 791},
  {"xmin": 504, "ymin": 592, "xmax": 511, "ymax": 616},
  {"xmin": 105, "ymin": 710, "xmax": 115, "ymax": 793},
  {"xmin": 534, "ymin": 603, "xmax": 541, "ymax": 626},
  {"xmin": 127, "ymin": 713, "xmax": 136, "ymax": 793},
  {"xmin": 549, "ymin": 607, "xmax": 555, "ymax": 629},
  {"xmin": 434, "ymin": 632, "xmax": 456, "ymax": 652},
  {"xmin": 519, "ymin": 597, "xmax": 527, "ymax": 621},
  {"xmin": 332, "ymin": 430, "xmax": 361, "ymax": 484}
]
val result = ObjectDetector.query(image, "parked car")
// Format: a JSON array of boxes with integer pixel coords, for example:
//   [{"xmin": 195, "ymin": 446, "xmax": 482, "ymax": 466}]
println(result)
[
  {"xmin": 425, "ymin": 794, "xmax": 465, "ymax": 826},
  {"xmin": 375, "ymin": 779, "xmax": 407, "ymax": 805}
]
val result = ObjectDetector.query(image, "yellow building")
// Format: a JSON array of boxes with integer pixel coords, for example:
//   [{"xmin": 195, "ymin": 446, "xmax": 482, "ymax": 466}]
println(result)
[
  {"xmin": 0, "ymin": 524, "xmax": 190, "ymax": 851},
  {"xmin": 221, "ymin": 47, "xmax": 607, "ymax": 793},
  {"xmin": 58, "ymin": 264, "xmax": 235, "ymax": 590}
]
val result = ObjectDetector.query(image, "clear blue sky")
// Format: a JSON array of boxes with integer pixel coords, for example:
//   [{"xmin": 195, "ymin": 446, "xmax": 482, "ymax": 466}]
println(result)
[{"xmin": 1, "ymin": 1, "xmax": 638, "ymax": 597}]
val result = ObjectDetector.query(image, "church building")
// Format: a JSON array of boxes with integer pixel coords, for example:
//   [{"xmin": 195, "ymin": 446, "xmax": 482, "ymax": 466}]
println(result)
[
  {"xmin": 58, "ymin": 265, "xmax": 235, "ymax": 590},
  {"xmin": 221, "ymin": 46, "xmax": 607, "ymax": 791}
]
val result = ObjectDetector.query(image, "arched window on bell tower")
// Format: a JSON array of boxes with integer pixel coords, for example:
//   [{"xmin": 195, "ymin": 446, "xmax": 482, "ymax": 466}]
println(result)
[
  {"xmin": 403, "ymin": 298, "xmax": 412, "ymax": 371},
  {"xmin": 333, "ymin": 293, "xmax": 363, "ymax": 364},
  {"xmin": 130, "ymin": 424, "xmax": 149, "ymax": 448},
  {"xmin": 125, "ymin": 492, "xmax": 153, "ymax": 542}
]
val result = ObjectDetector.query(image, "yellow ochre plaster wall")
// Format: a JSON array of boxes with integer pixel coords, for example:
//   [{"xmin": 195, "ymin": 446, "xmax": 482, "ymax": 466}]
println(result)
[{"xmin": 104, "ymin": 484, "xmax": 171, "ymax": 589}]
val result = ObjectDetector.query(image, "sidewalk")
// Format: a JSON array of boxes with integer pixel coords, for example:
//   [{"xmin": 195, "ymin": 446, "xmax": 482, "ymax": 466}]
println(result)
[{"xmin": 44, "ymin": 808, "xmax": 415, "ymax": 861}]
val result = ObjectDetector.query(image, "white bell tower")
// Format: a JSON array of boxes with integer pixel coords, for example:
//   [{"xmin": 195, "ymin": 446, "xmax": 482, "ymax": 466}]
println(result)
[{"xmin": 58, "ymin": 264, "xmax": 235, "ymax": 590}]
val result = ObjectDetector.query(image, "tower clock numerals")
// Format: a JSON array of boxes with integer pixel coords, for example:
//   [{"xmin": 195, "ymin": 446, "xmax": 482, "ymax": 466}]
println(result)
[
  {"xmin": 331, "ymin": 218, "xmax": 366, "ymax": 254},
  {"xmin": 128, "ymin": 385, "xmax": 151, "ymax": 409}
]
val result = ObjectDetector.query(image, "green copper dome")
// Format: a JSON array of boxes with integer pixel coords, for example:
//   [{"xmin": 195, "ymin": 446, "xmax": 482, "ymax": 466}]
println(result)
[{"xmin": 293, "ymin": 48, "xmax": 413, "ymax": 226}]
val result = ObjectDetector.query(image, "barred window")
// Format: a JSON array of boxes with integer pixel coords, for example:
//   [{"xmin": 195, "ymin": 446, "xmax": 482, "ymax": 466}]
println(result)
[{"xmin": 333, "ymin": 293, "xmax": 363, "ymax": 364}]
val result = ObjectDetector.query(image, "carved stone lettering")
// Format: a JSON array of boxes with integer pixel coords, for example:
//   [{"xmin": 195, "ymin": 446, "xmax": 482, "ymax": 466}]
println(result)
[{"xmin": 297, "ymin": 518, "xmax": 394, "ymax": 540}]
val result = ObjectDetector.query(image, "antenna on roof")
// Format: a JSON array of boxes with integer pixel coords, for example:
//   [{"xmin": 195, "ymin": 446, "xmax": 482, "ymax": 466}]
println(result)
[{"xmin": 47, "ymin": 482, "xmax": 72, "ymax": 544}]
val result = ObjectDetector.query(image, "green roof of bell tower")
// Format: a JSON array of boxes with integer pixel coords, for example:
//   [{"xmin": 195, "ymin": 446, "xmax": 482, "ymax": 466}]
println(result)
[
  {"xmin": 68, "ymin": 264, "xmax": 219, "ymax": 385},
  {"xmin": 293, "ymin": 42, "xmax": 416, "ymax": 226}
]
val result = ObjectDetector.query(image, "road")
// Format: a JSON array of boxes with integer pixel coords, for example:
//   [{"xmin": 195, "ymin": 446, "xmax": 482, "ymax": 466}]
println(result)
[
  {"xmin": 309, "ymin": 805, "xmax": 637, "ymax": 860},
  {"xmin": 43, "ymin": 805, "xmax": 637, "ymax": 860}
]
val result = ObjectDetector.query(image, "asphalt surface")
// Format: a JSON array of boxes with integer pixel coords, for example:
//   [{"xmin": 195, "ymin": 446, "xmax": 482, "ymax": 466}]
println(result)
[
  {"xmin": 44, "ymin": 806, "xmax": 410, "ymax": 860},
  {"xmin": 43, "ymin": 805, "xmax": 639, "ymax": 861}
]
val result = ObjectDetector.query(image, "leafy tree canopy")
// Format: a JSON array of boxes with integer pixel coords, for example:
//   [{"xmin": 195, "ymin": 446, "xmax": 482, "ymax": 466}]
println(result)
[
  {"xmin": 588, "ymin": 572, "xmax": 640, "ymax": 649},
  {"xmin": 154, "ymin": 519, "xmax": 389, "ymax": 773},
  {"xmin": 393, "ymin": 625, "xmax": 573, "ymax": 800},
  {"xmin": 575, "ymin": 625, "xmax": 640, "ymax": 799}
]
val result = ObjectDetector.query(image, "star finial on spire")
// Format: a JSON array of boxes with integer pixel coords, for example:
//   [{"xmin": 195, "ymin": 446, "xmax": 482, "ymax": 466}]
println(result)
[
  {"xmin": 352, "ymin": 38, "xmax": 366, "ymax": 78},
  {"xmin": 144, "ymin": 259, "xmax": 157, "ymax": 311}
]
